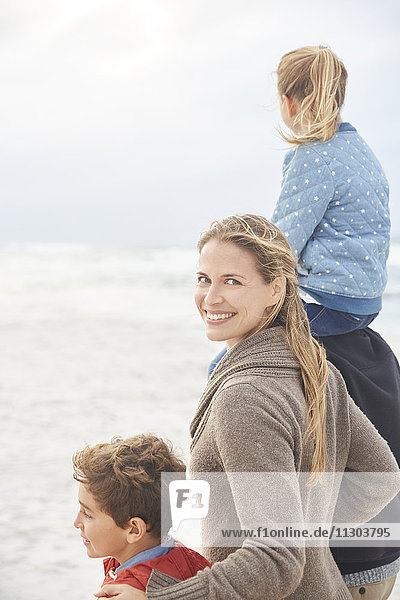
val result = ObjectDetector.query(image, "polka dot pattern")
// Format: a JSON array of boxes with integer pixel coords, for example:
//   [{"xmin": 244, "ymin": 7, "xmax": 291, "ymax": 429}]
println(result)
[{"xmin": 271, "ymin": 124, "xmax": 390, "ymax": 306}]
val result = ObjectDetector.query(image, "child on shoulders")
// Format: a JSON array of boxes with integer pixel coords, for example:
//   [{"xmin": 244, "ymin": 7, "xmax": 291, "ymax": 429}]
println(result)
[{"xmin": 272, "ymin": 45, "xmax": 390, "ymax": 336}]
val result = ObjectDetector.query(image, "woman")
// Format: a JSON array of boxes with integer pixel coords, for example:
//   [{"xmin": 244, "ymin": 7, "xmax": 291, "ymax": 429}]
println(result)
[{"xmin": 97, "ymin": 215, "xmax": 399, "ymax": 600}]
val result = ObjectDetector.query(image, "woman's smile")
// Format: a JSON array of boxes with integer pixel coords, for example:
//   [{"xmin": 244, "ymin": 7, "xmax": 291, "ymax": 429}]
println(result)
[{"xmin": 204, "ymin": 310, "xmax": 237, "ymax": 323}]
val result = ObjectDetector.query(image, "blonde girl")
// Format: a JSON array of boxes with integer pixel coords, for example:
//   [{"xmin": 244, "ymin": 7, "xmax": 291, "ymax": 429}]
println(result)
[{"xmin": 272, "ymin": 45, "xmax": 390, "ymax": 337}]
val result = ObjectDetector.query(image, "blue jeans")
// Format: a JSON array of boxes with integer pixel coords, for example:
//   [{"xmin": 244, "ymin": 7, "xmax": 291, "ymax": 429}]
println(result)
[{"xmin": 303, "ymin": 303, "xmax": 378, "ymax": 337}]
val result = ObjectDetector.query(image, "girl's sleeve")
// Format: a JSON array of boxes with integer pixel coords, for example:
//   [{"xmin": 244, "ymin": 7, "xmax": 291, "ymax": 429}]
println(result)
[
  {"xmin": 147, "ymin": 383, "xmax": 306, "ymax": 600},
  {"xmin": 271, "ymin": 147, "xmax": 335, "ymax": 258}
]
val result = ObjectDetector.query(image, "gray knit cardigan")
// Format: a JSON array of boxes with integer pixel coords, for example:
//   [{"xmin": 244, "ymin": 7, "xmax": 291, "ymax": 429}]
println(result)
[{"xmin": 147, "ymin": 326, "xmax": 400, "ymax": 600}]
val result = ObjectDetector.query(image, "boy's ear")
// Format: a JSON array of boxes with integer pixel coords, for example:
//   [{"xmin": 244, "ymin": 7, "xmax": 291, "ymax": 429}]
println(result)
[{"xmin": 126, "ymin": 516, "xmax": 148, "ymax": 543}]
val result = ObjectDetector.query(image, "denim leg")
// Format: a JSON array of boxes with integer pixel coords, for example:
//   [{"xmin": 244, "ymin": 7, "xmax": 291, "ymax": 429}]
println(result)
[{"xmin": 303, "ymin": 303, "xmax": 379, "ymax": 337}]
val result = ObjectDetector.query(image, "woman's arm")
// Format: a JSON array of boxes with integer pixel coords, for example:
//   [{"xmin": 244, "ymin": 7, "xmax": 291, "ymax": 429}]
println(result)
[
  {"xmin": 335, "ymin": 388, "xmax": 400, "ymax": 524},
  {"xmin": 325, "ymin": 363, "xmax": 400, "ymax": 524}
]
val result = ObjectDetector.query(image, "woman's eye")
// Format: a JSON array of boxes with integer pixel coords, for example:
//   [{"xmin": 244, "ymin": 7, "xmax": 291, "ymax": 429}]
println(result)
[
  {"xmin": 197, "ymin": 276, "xmax": 210, "ymax": 284},
  {"xmin": 226, "ymin": 278, "xmax": 241, "ymax": 285}
]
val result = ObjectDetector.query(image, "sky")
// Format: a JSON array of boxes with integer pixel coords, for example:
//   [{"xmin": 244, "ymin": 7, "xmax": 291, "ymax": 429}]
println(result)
[{"xmin": 1, "ymin": 0, "xmax": 399, "ymax": 246}]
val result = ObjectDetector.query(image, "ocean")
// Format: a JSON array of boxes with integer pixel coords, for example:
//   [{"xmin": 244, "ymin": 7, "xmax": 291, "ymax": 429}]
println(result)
[{"xmin": 1, "ymin": 244, "xmax": 400, "ymax": 599}]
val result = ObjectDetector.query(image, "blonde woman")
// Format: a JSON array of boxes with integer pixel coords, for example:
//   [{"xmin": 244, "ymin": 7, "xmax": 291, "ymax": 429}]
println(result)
[
  {"xmin": 272, "ymin": 45, "xmax": 390, "ymax": 337},
  {"xmin": 97, "ymin": 215, "xmax": 399, "ymax": 600}
]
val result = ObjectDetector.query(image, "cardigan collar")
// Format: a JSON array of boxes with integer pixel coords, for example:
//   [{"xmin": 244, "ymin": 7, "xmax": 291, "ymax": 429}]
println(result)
[{"xmin": 190, "ymin": 326, "xmax": 300, "ymax": 441}]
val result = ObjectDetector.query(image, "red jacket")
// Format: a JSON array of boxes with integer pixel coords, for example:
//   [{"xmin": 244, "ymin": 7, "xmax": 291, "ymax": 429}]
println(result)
[{"xmin": 103, "ymin": 542, "xmax": 211, "ymax": 591}]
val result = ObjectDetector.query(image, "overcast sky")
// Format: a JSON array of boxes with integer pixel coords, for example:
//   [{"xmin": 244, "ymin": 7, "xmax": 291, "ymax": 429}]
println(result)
[{"xmin": 1, "ymin": 0, "xmax": 399, "ymax": 246}]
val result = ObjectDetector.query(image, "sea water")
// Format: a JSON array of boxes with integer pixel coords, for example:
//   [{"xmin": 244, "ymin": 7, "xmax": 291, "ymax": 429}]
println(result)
[{"xmin": 1, "ymin": 245, "xmax": 399, "ymax": 600}]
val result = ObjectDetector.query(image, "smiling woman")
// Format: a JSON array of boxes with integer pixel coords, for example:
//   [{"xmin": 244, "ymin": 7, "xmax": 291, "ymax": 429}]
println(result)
[
  {"xmin": 195, "ymin": 238, "xmax": 283, "ymax": 348},
  {"xmin": 96, "ymin": 215, "xmax": 400, "ymax": 600}
]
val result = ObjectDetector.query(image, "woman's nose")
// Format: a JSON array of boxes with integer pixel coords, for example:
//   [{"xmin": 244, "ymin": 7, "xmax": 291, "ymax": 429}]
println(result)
[
  {"xmin": 205, "ymin": 285, "xmax": 223, "ymax": 305},
  {"xmin": 74, "ymin": 513, "xmax": 82, "ymax": 529}
]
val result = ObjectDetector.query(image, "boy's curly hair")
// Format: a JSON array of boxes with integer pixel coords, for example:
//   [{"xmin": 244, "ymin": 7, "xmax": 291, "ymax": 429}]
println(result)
[{"xmin": 73, "ymin": 434, "xmax": 186, "ymax": 538}]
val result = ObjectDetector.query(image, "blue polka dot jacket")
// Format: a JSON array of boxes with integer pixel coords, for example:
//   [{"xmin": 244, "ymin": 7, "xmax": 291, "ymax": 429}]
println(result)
[{"xmin": 271, "ymin": 123, "xmax": 390, "ymax": 315}]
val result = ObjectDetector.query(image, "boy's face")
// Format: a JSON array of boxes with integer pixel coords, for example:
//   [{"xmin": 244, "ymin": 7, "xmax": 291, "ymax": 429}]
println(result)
[{"xmin": 74, "ymin": 484, "xmax": 131, "ymax": 564}]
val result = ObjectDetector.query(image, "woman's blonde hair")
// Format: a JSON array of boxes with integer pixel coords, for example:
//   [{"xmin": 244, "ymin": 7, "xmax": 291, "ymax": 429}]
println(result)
[
  {"xmin": 277, "ymin": 45, "xmax": 348, "ymax": 145},
  {"xmin": 199, "ymin": 215, "xmax": 328, "ymax": 483}
]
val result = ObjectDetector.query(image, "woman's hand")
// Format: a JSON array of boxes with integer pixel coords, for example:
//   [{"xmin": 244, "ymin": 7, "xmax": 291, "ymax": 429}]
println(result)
[{"xmin": 94, "ymin": 584, "xmax": 146, "ymax": 599}]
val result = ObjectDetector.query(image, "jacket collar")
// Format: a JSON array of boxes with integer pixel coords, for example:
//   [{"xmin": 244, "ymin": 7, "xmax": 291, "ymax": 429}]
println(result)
[{"xmin": 338, "ymin": 122, "xmax": 356, "ymax": 133}]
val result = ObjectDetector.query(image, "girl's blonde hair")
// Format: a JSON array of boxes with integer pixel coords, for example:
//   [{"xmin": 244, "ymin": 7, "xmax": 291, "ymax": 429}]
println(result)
[
  {"xmin": 277, "ymin": 45, "xmax": 348, "ymax": 145},
  {"xmin": 199, "ymin": 215, "xmax": 328, "ymax": 483}
]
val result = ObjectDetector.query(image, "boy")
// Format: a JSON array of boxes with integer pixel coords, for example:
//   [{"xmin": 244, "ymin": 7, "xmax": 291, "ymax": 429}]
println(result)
[{"xmin": 73, "ymin": 434, "xmax": 210, "ymax": 592}]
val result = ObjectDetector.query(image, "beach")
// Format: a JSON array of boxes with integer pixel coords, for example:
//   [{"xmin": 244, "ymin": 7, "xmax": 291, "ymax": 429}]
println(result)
[{"xmin": 1, "ymin": 244, "xmax": 400, "ymax": 599}]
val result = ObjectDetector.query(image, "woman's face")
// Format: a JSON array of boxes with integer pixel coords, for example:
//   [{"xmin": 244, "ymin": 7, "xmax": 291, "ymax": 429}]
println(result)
[{"xmin": 195, "ymin": 239, "xmax": 282, "ymax": 349}]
